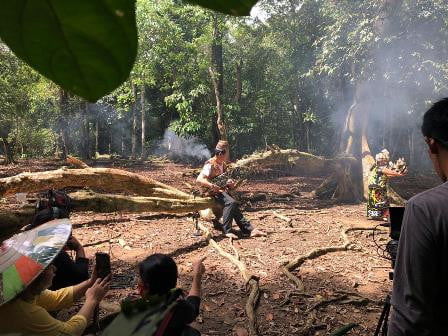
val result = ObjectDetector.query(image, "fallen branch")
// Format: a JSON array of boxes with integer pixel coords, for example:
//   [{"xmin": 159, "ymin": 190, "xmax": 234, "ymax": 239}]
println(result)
[
  {"xmin": 272, "ymin": 211, "xmax": 293, "ymax": 227},
  {"xmin": 281, "ymin": 227, "xmax": 378, "ymax": 290},
  {"xmin": 83, "ymin": 234, "xmax": 121, "ymax": 248},
  {"xmin": 198, "ymin": 222, "xmax": 260, "ymax": 336},
  {"xmin": 306, "ymin": 294, "xmax": 348, "ymax": 312}
]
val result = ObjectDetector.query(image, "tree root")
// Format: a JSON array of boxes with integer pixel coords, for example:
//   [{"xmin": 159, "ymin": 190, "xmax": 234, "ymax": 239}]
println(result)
[
  {"xmin": 272, "ymin": 211, "xmax": 293, "ymax": 227},
  {"xmin": 281, "ymin": 227, "xmax": 379, "ymax": 290},
  {"xmin": 198, "ymin": 222, "xmax": 260, "ymax": 336}
]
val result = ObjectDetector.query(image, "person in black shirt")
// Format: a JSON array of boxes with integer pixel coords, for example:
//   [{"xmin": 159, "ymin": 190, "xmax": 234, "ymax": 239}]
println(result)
[
  {"xmin": 103, "ymin": 253, "xmax": 205, "ymax": 336},
  {"xmin": 389, "ymin": 98, "xmax": 448, "ymax": 335},
  {"xmin": 50, "ymin": 235, "xmax": 89, "ymax": 290}
]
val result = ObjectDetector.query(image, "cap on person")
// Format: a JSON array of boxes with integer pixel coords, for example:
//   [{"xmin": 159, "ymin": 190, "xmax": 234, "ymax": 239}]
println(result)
[{"xmin": 215, "ymin": 140, "xmax": 228, "ymax": 155}]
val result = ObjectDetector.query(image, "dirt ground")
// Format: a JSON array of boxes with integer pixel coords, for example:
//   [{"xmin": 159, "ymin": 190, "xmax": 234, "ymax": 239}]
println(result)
[{"xmin": 0, "ymin": 159, "xmax": 441, "ymax": 335}]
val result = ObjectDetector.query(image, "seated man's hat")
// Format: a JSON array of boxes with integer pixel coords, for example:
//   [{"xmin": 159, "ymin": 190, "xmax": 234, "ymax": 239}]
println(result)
[{"xmin": 215, "ymin": 140, "xmax": 229, "ymax": 151}]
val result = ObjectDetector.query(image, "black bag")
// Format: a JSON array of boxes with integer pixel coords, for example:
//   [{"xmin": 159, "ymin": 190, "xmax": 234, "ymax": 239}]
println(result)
[{"xmin": 31, "ymin": 189, "xmax": 71, "ymax": 228}]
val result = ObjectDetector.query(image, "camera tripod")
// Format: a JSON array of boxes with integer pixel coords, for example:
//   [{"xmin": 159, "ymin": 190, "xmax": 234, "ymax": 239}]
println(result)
[
  {"xmin": 374, "ymin": 271, "xmax": 394, "ymax": 336},
  {"xmin": 374, "ymin": 293, "xmax": 391, "ymax": 336}
]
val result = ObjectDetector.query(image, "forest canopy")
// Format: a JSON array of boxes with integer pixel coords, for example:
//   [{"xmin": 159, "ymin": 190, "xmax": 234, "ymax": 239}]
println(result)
[{"xmin": 1, "ymin": 0, "xmax": 447, "ymax": 170}]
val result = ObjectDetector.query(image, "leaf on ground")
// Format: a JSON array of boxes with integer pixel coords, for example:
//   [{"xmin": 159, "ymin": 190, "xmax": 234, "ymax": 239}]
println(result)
[
  {"xmin": 186, "ymin": 0, "xmax": 259, "ymax": 16},
  {"xmin": 266, "ymin": 312, "xmax": 274, "ymax": 321},
  {"xmin": 330, "ymin": 323, "xmax": 358, "ymax": 336},
  {"xmin": 0, "ymin": 0, "xmax": 137, "ymax": 101}
]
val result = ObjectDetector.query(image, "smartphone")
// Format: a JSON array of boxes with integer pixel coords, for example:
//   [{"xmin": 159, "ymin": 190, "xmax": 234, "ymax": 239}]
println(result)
[{"xmin": 95, "ymin": 252, "xmax": 111, "ymax": 279}]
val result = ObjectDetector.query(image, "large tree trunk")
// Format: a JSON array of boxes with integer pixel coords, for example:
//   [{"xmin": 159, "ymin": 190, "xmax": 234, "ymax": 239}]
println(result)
[
  {"xmin": 210, "ymin": 14, "xmax": 227, "ymax": 142},
  {"xmin": 235, "ymin": 60, "xmax": 242, "ymax": 104},
  {"xmin": 1, "ymin": 137, "xmax": 15, "ymax": 165},
  {"xmin": 58, "ymin": 88, "xmax": 70, "ymax": 160},
  {"xmin": 314, "ymin": 82, "xmax": 366, "ymax": 203},
  {"xmin": 81, "ymin": 102, "xmax": 91, "ymax": 160},
  {"xmin": 95, "ymin": 117, "xmax": 99, "ymax": 156},
  {"xmin": 317, "ymin": 0, "xmax": 405, "ymax": 204},
  {"xmin": 0, "ymin": 167, "xmax": 192, "ymax": 199},
  {"xmin": 140, "ymin": 85, "xmax": 146, "ymax": 160},
  {"xmin": 131, "ymin": 84, "xmax": 138, "ymax": 160}
]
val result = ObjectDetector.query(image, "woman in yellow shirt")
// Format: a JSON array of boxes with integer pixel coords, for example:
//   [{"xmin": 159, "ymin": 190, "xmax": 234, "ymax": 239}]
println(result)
[{"xmin": 0, "ymin": 219, "xmax": 111, "ymax": 336}]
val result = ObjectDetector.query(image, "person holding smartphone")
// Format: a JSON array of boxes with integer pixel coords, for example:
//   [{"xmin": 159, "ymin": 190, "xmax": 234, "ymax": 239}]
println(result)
[
  {"xmin": 50, "ymin": 235, "xmax": 90, "ymax": 290},
  {"xmin": 0, "ymin": 220, "xmax": 111, "ymax": 336},
  {"xmin": 103, "ymin": 253, "xmax": 205, "ymax": 336}
]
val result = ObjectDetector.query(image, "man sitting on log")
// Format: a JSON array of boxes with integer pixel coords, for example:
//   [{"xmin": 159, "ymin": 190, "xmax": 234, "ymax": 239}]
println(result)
[{"xmin": 196, "ymin": 140, "xmax": 266, "ymax": 239}]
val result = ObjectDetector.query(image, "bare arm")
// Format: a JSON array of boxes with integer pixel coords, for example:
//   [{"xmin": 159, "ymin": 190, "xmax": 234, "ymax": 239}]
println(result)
[
  {"xmin": 72, "ymin": 277, "xmax": 94, "ymax": 301},
  {"xmin": 196, "ymin": 174, "xmax": 221, "ymax": 192},
  {"xmin": 76, "ymin": 277, "xmax": 110, "ymax": 322},
  {"xmin": 382, "ymin": 167, "xmax": 406, "ymax": 177},
  {"xmin": 188, "ymin": 257, "xmax": 206, "ymax": 298},
  {"xmin": 67, "ymin": 236, "xmax": 86, "ymax": 259}
]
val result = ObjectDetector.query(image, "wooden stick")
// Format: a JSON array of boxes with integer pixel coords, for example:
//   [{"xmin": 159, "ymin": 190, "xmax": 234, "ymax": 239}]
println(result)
[{"xmin": 272, "ymin": 211, "xmax": 293, "ymax": 227}]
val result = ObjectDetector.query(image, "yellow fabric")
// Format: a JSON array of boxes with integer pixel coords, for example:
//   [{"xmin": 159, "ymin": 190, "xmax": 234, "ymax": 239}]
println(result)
[{"xmin": 0, "ymin": 287, "xmax": 87, "ymax": 336}]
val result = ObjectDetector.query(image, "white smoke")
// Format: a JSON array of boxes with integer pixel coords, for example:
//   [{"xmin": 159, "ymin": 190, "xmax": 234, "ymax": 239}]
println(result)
[{"xmin": 158, "ymin": 129, "xmax": 211, "ymax": 163}]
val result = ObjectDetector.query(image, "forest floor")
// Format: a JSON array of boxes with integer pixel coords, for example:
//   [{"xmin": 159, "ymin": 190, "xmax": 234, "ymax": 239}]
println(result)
[{"xmin": 0, "ymin": 158, "xmax": 441, "ymax": 336}]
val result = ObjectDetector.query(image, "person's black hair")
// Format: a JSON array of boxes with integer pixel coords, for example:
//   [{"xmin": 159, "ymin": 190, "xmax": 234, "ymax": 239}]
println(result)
[
  {"xmin": 138, "ymin": 254, "xmax": 178, "ymax": 295},
  {"xmin": 422, "ymin": 98, "xmax": 448, "ymax": 149}
]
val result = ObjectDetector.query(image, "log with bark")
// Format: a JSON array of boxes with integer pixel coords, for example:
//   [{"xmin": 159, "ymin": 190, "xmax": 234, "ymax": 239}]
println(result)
[
  {"xmin": 0, "ymin": 167, "xmax": 191, "ymax": 199},
  {"xmin": 0, "ymin": 190, "xmax": 216, "ymax": 236},
  {"xmin": 234, "ymin": 147, "xmax": 331, "ymax": 177}
]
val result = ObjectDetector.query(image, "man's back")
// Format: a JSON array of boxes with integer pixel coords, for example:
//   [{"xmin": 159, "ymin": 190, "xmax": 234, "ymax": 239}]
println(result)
[{"xmin": 389, "ymin": 182, "xmax": 448, "ymax": 335}]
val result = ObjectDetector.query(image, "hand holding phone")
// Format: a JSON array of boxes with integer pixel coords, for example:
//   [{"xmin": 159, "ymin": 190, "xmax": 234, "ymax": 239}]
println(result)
[{"xmin": 95, "ymin": 252, "xmax": 111, "ymax": 279}]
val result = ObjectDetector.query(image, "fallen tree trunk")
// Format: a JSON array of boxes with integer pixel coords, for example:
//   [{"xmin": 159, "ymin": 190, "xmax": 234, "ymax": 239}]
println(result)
[
  {"xmin": 0, "ymin": 191, "xmax": 217, "ymax": 236},
  {"xmin": 0, "ymin": 167, "xmax": 191, "ymax": 199},
  {"xmin": 234, "ymin": 147, "xmax": 331, "ymax": 176},
  {"xmin": 0, "ymin": 206, "xmax": 35, "ymax": 239},
  {"xmin": 69, "ymin": 190, "xmax": 215, "ymax": 213}
]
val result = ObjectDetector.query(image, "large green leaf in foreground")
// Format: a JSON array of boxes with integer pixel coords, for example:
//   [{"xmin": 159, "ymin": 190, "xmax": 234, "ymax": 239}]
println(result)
[
  {"xmin": 187, "ymin": 0, "xmax": 260, "ymax": 16},
  {"xmin": 0, "ymin": 0, "xmax": 137, "ymax": 102}
]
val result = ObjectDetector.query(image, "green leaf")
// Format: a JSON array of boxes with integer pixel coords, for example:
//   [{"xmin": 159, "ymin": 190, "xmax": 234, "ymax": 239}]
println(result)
[
  {"xmin": 0, "ymin": 0, "xmax": 138, "ymax": 102},
  {"xmin": 186, "ymin": 0, "xmax": 259, "ymax": 16}
]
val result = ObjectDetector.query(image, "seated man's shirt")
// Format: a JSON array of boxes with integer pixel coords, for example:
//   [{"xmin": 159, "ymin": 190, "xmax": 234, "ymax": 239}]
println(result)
[
  {"xmin": 0, "ymin": 286, "xmax": 87, "ymax": 336},
  {"xmin": 198, "ymin": 160, "xmax": 224, "ymax": 180},
  {"xmin": 389, "ymin": 182, "xmax": 448, "ymax": 336}
]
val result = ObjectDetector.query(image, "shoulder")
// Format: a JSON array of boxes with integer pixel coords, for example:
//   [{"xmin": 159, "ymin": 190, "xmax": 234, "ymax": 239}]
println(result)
[{"xmin": 407, "ymin": 182, "xmax": 448, "ymax": 210}]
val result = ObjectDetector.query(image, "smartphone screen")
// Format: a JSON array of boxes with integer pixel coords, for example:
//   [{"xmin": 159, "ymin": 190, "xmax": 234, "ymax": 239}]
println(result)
[{"xmin": 95, "ymin": 252, "xmax": 111, "ymax": 279}]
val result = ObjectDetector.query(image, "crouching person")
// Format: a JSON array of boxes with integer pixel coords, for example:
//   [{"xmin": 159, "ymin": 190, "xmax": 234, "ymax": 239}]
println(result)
[
  {"xmin": 0, "ymin": 219, "xmax": 111, "ymax": 336},
  {"xmin": 103, "ymin": 253, "xmax": 205, "ymax": 336}
]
